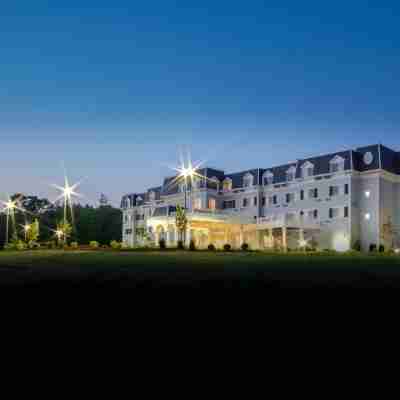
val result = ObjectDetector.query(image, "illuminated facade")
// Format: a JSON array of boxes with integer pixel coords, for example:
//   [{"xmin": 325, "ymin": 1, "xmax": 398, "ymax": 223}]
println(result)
[{"xmin": 121, "ymin": 144, "xmax": 400, "ymax": 252}]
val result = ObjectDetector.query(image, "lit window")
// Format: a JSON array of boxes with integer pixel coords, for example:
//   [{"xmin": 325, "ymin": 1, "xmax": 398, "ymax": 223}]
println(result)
[
  {"xmin": 208, "ymin": 198, "xmax": 216, "ymax": 210},
  {"xmin": 365, "ymin": 191, "xmax": 371, "ymax": 198},
  {"xmin": 194, "ymin": 198, "xmax": 202, "ymax": 210},
  {"xmin": 365, "ymin": 213, "xmax": 371, "ymax": 220},
  {"xmin": 223, "ymin": 178, "xmax": 232, "ymax": 192}
]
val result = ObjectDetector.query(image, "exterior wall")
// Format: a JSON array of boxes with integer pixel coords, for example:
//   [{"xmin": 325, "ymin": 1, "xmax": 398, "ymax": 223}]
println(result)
[
  {"xmin": 121, "ymin": 145, "xmax": 400, "ymax": 252},
  {"xmin": 357, "ymin": 173, "xmax": 380, "ymax": 251}
]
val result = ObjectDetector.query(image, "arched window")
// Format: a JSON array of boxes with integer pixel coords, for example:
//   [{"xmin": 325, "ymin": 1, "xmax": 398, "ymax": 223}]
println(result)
[
  {"xmin": 301, "ymin": 161, "xmax": 314, "ymax": 178},
  {"xmin": 286, "ymin": 166, "xmax": 297, "ymax": 182},
  {"xmin": 262, "ymin": 171, "xmax": 274, "ymax": 186},
  {"xmin": 243, "ymin": 173, "xmax": 253, "ymax": 188},
  {"xmin": 222, "ymin": 178, "xmax": 232, "ymax": 192},
  {"xmin": 329, "ymin": 155, "xmax": 345, "ymax": 173}
]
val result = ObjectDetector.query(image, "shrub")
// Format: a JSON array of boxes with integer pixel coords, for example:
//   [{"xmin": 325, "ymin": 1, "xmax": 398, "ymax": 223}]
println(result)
[
  {"xmin": 241, "ymin": 243, "xmax": 249, "ymax": 251},
  {"xmin": 90, "ymin": 241, "xmax": 99, "ymax": 249},
  {"xmin": 189, "ymin": 240, "xmax": 196, "ymax": 251},
  {"xmin": 369, "ymin": 244, "xmax": 377, "ymax": 252},
  {"xmin": 110, "ymin": 240, "xmax": 121, "ymax": 250},
  {"xmin": 70, "ymin": 242, "xmax": 79, "ymax": 249},
  {"xmin": 208, "ymin": 244, "xmax": 216, "ymax": 251},
  {"xmin": 28, "ymin": 241, "xmax": 40, "ymax": 250},
  {"xmin": 379, "ymin": 245, "xmax": 385, "ymax": 253},
  {"xmin": 352, "ymin": 240, "xmax": 361, "ymax": 252},
  {"xmin": 177, "ymin": 240, "xmax": 185, "ymax": 250},
  {"xmin": 15, "ymin": 240, "xmax": 27, "ymax": 251},
  {"xmin": 223, "ymin": 244, "xmax": 231, "ymax": 252},
  {"xmin": 159, "ymin": 238, "xmax": 166, "ymax": 249},
  {"xmin": 102, "ymin": 244, "xmax": 109, "ymax": 249}
]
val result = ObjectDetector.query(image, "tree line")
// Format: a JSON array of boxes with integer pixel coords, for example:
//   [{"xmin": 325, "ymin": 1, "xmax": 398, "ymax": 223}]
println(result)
[{"xmin": 0, "ymin": 194, "xmax": 122, "ymax": 247}]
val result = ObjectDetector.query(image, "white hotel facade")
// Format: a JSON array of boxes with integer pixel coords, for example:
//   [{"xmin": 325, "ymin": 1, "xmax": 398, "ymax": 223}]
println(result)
[{"xmin": 121, "ymin": 144, "xmax": 400, "ymax": 252}]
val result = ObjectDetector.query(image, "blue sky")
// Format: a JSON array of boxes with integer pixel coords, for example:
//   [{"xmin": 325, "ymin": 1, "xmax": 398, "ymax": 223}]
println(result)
[{"xmin": 1, "ymin": 0, "xmax": 400, "ymax": 205}]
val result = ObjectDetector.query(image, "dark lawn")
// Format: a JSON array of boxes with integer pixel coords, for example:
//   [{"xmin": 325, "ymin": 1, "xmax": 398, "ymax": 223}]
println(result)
[{"xmin": 1, "ymin": 250, "xmax": 400, "ymax": 288}]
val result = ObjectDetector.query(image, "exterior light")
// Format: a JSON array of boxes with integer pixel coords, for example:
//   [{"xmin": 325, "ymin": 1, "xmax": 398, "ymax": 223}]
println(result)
[
  {"xmin": 298, "ymin": 239, "xmax": 308, "ymax": 248},
  {"xmin": 395, "ymin": 249, "xmax": 400, "ymax": 254},
  {"xmin": 23, "ymin": 224, "xmax": 31, "ymax": 232},
  {"xmin": 365, "ymin": 213, "xmax": 371, "ymax": 220},
  {"xmin": 365, "ymin": 191, "xmax": 370, "ymax": 198}
]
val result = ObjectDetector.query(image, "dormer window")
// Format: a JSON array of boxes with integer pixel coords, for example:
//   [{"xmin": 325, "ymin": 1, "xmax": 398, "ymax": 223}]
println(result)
[
  {"xmin": 286, "ymin": 166, "xmax": 296, "ymax": 182},
  {"xmin": 243, "ymin": 173, "xmax": 253, "ymax": 188},
  {"xmin": 263, "ymin": 171, "xmax": 274, "ymax": 186},
  {"xmin": 149, "ymin": 191, "xmax": 156, "ymax": 201},
  {"xmin": 301, "ymin": 161, "xmax": 314, "ymax": 178},
  {"xmin": 329, "ymin": 155, "xmax": 345, "ymax": 173},
  {"xmin": 222, "ymin": 178, "xmax": 232, "ymax": 192}
]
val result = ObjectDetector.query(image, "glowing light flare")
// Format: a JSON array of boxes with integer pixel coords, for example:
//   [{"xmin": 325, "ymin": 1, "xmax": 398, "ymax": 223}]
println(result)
[
  {"xmin": 23, "ymin": 224, "xmax": 31, "ymax": 232},
  {"xmin": 298, "ymin": 239, "xmax": 308, "ymax": 248}
]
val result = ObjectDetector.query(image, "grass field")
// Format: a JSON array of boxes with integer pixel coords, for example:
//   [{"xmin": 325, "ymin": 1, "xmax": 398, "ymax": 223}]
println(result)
[{"xmin": 1, "ymin": 250, "xmax": 400, "ymax": 288}]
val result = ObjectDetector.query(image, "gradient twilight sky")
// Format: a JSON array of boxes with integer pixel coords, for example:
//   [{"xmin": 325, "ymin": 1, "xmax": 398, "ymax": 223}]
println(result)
[{"xmin": 1, "ymin": 1, "xmax": 400, "ymax": 205}]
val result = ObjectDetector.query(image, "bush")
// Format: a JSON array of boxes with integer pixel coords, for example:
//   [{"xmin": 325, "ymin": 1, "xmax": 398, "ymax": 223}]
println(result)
[
  {"xmin": 28, "ymin": 241, "xmax": 40, "ymax": 250},
  {"xmin": 352, "ymin": 240, "xmax": 361, "ymax": 251},
  {"xmin": 379, "ymin": 245, "xmax": 385, "ymax": 253},
  {"xmin": 177, "ymin": 240, "xmax": 185, "ymax": 250},
  {"xmin": 90, "ymin": 241, "xmax": 99, "ymax": 249},
  {"xmin": 208, "ymin": 244, "xmax": 216, "ymax": 251},
  {"xmin": 159, "ymin": 238, "xmax": 166, "ymax": 249},
  {"xmin": 223, "ymin": 244, "xmax": 231, "ymax": 252},
  {"xmin": 369, "ymin": 244, "xmax": 377, "ymax": 252},
  {"xmin": 241, "ymin": 243, "xmax": 249, "ymax": 251},
  {"xmin": 70, "ymin": 242, "xmax": 79, "ymax": 249},
  {"xmin": 110, "ymin": 240, "xmax": 121, "ymax": 250},
  {"xmin": 189, "ymin": 240, "xmax": 196, "ymax": 251},
  {"xmin": 102, "ymin": 244, "xmax": 109, "ymax": 249}
]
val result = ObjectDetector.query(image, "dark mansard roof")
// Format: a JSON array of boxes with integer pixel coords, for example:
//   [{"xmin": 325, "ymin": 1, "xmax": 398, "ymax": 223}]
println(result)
[{"xmin": 121, "ymin": 144, "xmax": 400, "ymax": 207}]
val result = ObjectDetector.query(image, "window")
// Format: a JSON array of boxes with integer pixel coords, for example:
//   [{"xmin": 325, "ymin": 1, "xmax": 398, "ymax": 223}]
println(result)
[
  {"xmin": 344, "ymin": 184, "xmax": 349, "ymax": 195},
  {"xmin": 329, "ymin": 155, "xmax": 345, "ymax": 173},
  {"xmin": 300, "ymin": 190, "xmax": 304, "ymax": 200},
  {"xmin": 344, "ymin": 206, "xmax": 349, "ymax": 218},
  {"xmin": 286, "ymin": 193, "xmax": 295, "ymax": 203},
  {"xmin": 223, "ymin": 200, "xmax": 236, "ymax": 209},
  {"xmin": 223, "ymin": 178, "xmax": 232, "ymax": 192},
  {"xmin": 210, "ymin": 177, "xmax": 219, "ymax": 191},
  {"xmin": 193, "ymin": 198, "xmax": 202, "ymax": 210},
  {"xmin": 329, "ymin": 186, "xmax": 339, "ymax": 197},
  {"xmin": 125, "ymin": 229, "xmax": 132, "ymax": 235},
  {"xmin": 301, "ymin": 162, "xmax": 314, "ymax": 178},
  {"xmin": 313, "ymin": 209, "xmax": 318, "ymax": 219},
  {"xmin": 243, "ymin": 173, "xmax": 253, "ymax": 188},
  {"xmin": 262, "ymin": 197, "xmax": 266, "ymax": 206},
  {"xmin": 243, "ymin": 198, "xmax": 249, "ymax": 207},
  {"xmin": 269, "ymin": 195, "xmax": 278, "ymax": 205},
  {"xmin": 208, "ymin": 198, "xmax": 216, "ymax": 210},
  {"xmin": 308, "ymin": 188, "xmax": 318, "ymax": 199},
  {"xmin": 286, "ymin": 166, "xmax": 296, "ymax": 182},
  {"xmin": 254, "ymin": 197, "xmax": 258, "ymax": 206},
  {"xmin": 263, "ymin": 171, "xmax": 274, "ymax": 186},
  {"xmin": 329, "ymin": 208, "xmax": 340, "ymax": 219}
]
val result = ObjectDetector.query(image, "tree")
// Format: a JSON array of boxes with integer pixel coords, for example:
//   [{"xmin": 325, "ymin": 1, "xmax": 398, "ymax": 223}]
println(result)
[
  {"xmin": 175, "ymin": 205, "xmax": 187, "ymax": 244},
  {"xmin": 56, "ymin": 221, "xmax": 72, "ymax": 245},
  {"xmin": 99, "ymin": 193, "xmax": 109, "ymax": 207},
  {"xmin": 26, "ymin": 219, "xmax": 40, "ymax": 243}
]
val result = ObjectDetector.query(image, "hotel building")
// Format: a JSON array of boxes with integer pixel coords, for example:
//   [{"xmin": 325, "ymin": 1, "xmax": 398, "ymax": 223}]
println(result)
[{"xmin": 121, "ymin": 144, "xmax": 400, "ymax": 252}]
